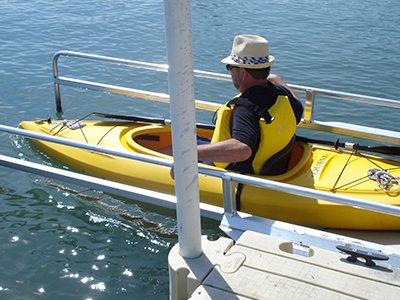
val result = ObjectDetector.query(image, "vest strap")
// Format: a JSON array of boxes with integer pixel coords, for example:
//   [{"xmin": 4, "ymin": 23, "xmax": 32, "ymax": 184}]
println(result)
[{"xmin": 229, "ymin": 97, "xmax": 276, "ymax": 124}]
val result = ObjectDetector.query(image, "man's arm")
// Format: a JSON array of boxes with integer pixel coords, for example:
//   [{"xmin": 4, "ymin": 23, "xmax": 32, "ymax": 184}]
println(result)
[
  {"xmin": 197, "ymin": 138, "xmax": 252, "ymax": 163},
  {"xmin": 170, "ymin": 138, "xmax": 251, "ymax": 179},
  {"xmin": 162, "ymin": 138, "xmax": 251, "ymax": 162},
  {"xmin": 268, "ymin": 73, "xmax": 303, "ymax": 123}
]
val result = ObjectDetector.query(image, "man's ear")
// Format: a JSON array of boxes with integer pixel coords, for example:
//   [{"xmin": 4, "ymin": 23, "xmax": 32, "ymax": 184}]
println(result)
[{"xmin": 240, "ymin": 68, "xmax": 249, "ymax": 79}]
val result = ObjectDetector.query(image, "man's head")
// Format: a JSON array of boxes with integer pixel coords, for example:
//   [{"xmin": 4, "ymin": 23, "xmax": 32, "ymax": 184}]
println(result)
[{"xmin": 222, "ymin": 35, "xmax": 274, "ymax": 91}]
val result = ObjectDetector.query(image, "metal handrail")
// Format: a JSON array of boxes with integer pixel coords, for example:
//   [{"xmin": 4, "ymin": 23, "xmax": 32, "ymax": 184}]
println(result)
[
  {"xmin": 53, "ymin": 50, "xmax": 399, "ymax": 108},
  {"xmin": 52, "ymin": 51, "xmax": 400, "ymax": 146},
  {"xmin": 1, "ymin": 124, "xmax": 400, "ymax": 219}
]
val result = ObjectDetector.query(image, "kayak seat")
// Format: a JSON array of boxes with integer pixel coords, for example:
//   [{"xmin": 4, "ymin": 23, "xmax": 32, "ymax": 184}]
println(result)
[
  {"xmin": 260, "ymin": 136, "xmax": 296, "ymax": 176},
  {"xmin": 287, "ymin": 141, "xmax": 305, "ymax": 170}
]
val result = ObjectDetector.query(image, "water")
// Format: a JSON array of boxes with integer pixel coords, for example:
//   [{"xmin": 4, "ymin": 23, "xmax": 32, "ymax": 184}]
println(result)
[{"xmin": 0, "ymin": 0, "xmax": 399, "ymax": 299}]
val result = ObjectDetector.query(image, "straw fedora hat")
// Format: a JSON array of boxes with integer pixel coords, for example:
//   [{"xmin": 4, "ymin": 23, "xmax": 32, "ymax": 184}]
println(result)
[{"xmin": 221, "ymin": 34, "xmax": 275, "ymax": 69}]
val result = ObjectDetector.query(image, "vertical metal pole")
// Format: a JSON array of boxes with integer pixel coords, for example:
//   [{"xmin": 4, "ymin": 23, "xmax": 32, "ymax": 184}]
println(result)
[
  {"xmin": 303, "ymin": 89, "xmax": 315, "ymax": 124},
  {"xmin": 52, "ymin": 53, "xmax": 63, "ymax": 115},
  {"xmin": 164, "ymin": 0, "xmax": 202, "ymax": 258},
  {"xmin": 222, "ymin": 175, "xmax": 237, "ymax": 215}
]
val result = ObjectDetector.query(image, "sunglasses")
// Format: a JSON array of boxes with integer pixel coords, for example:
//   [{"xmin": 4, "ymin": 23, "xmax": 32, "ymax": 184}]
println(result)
[{"xmin": 226, "ymin": 64, "xmax": 239, "ymax": 71}]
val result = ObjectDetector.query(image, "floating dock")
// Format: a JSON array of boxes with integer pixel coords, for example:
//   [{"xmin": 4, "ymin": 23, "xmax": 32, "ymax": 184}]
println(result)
[{"xmin": 169, "ymin": 231, "xmax": 400, "ymax": 299}]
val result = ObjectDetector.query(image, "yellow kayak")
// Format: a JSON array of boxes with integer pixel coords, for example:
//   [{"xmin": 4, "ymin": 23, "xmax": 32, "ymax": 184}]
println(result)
[{"xmin": 19, "ymin": 117, "xmax": 400, "ymax": 230}]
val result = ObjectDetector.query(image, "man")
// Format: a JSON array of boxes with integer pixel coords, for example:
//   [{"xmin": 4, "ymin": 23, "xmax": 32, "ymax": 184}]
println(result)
[{"xmin": 197, "ymin": 34, "xmax": 303, "ymax": 175}]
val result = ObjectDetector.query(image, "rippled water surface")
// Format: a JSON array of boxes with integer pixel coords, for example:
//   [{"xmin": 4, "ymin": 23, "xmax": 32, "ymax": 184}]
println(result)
[{"xmin": 0, "ymin": 0, "xmax": 399, "ymax": 299}]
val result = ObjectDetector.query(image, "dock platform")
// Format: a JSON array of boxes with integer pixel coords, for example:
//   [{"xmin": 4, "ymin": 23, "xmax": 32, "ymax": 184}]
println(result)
[{"xmin": 169, "ymin": 231, "xmax": 400, "ymax": 299}]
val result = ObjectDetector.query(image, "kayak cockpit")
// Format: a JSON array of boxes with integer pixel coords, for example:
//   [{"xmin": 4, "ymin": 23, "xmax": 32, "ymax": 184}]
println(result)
[{"xmin": 124, "ymin": 124, "xmax": 312, "ymax": 179}]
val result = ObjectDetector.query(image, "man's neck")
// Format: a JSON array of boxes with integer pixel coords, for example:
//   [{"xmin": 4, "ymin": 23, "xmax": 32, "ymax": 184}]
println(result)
[{"xmin": 239, "ymin": 80, "xmax": 269, "ymax": 93}]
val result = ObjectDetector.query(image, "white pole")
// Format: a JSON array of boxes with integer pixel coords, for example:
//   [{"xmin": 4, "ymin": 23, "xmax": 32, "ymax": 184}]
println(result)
[{"xmin": 164, "ymin": 0, "xmax": 202, "ymax": 258}]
